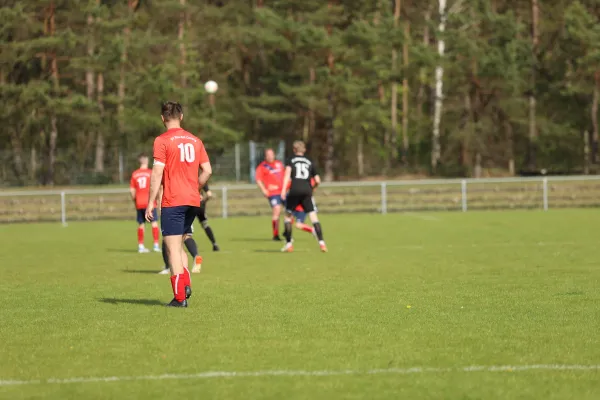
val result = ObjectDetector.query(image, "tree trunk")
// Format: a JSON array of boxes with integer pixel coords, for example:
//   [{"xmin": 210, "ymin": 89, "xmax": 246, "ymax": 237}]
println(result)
[
  {"xmin": 591, "ymin": 71, "xmax": 599, "ymax": 163},
  {"xmin": 503, "ymin": 114, "xmax": 515, "ymax": 175},
  {"xmin": 432, "ymin": 0, "xmax": 447, "ymax": 172},
  {"xmin": 31, "ymin": 148, "xmax": 37, "ymax": 182},
  {"xmin": 416, "ymin": 7, "xmax": 430, "ymax": 122},
  {"xmin": 324, "ymin": 94, "xmax": 335, "ymax": 182},
  {"xmin": 95, "ymin": 73, "xmax": 105, "ymax": 173},
  {"xmin": 462, "ymin": 92, "xmax": 471, "ymax": 169},
  {"xmin": 10, "ymin": 130, "xmax": 25, "ymax": 183},
  {"xmin": 323, "ymin": 0, "xmax": 336, "ymax": 182},
  {"xmin": 357, "ymin": 133, "xmax": 364, "ymax": 177},
  {"xmin": 416, "ymin": 6, "xmax": 430, "ymax": 164},
  {"xmin": 390, "ymin": 0, "xmax": 401, "ymax": 166},
  {"xmin": 118, "ymin": 1, "xmax": 136, "ymax": 136},
  {"xmin": 401, "ymin": 9, "xmax": 410, "ymax": 164},
  {"xmin": 528, "ymin": 0, "xmax": 539, "ymax": 170},
  {"xmin": 179, "ymin": 0, "xmax": 187, "ymax": 89},
  {"xmin": 584, "ymin": 130, "xmax": 590, "ymax": 175},
  {"xmin": 48, "ymin": 1, "xmax": 59, "ymax": 186}
]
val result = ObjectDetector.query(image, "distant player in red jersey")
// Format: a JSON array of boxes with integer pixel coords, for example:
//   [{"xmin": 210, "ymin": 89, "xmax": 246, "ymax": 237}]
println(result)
[
  {"xmin": 145, "ymin": 101, "xmax": 212, "ymax": 308},
  {"xmin": 129, "ymin": 153, "xmax": 161, "ymax": 253},
  {"xmin": 255, "ymin": 149, "xmax": 285, "ymax": 240}
]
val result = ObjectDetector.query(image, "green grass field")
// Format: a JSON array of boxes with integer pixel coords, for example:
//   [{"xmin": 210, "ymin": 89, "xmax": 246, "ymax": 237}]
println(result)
[{"xmin": 1, "ymin": 210, "xmax": 599, "ymax": 399}]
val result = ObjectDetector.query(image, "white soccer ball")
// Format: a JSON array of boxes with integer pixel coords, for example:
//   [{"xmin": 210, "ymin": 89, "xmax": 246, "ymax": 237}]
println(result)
[{"xmin": 204, "ymin": 80, "xmax": 218, "ymax": 94}]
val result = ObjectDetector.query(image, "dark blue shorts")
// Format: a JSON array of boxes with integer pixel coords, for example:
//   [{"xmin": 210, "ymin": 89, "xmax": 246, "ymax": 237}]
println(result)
[
  {"xmin": 136, "ymin": 209, "xmax": 157, "ymax": 224},
  {"xmin": 161, "ymin": 206, "xmax": 198, "ymax": 236},
  {"xmin": 293, "ymin": 210, "xmax": 307, "ymax": 223},
  {"xmin": 268, "ymin": 195, "xmax": 283, "ymax": 208}
]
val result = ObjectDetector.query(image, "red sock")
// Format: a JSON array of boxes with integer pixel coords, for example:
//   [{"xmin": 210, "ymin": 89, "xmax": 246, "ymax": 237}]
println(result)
[
  {"xmin": 170, "ymin": 274, "xmax": 186, "ymax": 302},
  {"xmin": 137, "ymin": 227, "xmax": 144, "ymax": 245},
  {"xmin": 152, "ymin": 226, "xmax": 160, "ymax": 245},
  {"xmin": 299, "ymin": 223, "xmax": 314, "ymax": 233},
  {"xmin": 272, "ymin": 219, "xmax": 279, "ymax": 237}
]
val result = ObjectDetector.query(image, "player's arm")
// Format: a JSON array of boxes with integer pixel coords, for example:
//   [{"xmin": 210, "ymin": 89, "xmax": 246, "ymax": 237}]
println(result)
[
  {"xmin": 311, "ymin": 163, "xmax": 321, "ymax": 189},
  {"xmin": 147, "ymin": 164, "xmax": 164, "ymax": 207},
  {"xmin": 129, "ymin": 176, "xmax": 137, "ymax": 205},
  {"xmin": 313, "ymin": 174, "xmax": 321, "ymax": 189},
  {"xmin": 255, "ymin": 168, "xmax": 269, "ymax": 197},
  {"xmin": 203, "ymin": 183, "xmax": 213, "ymax": 201},
  {"xmin": 129, "ymin": 187, "xmax": 136, "ymax": 205},
  {"xmin": 198, "ymin": 161, "xmax": 212, "ymax": 188},
  {"xmin": 280, "ymin": 166, "xmax": 292, "ymax": 200},
  {"xmin": 157, "ymin": 185, "xmax": 163, "ymax": 210},
  {"xmin": 146, "ymin": 138, "xmax": 166, "ymax": 222}
]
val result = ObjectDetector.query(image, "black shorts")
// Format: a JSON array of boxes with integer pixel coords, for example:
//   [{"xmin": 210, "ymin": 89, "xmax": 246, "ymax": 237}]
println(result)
[
  {"xmin": 196, "ymin": 202, "xmax": 207, "ymax": 223},
  {"xmin": 285, "ymin": 194, "xmax": 316, "ymax": 214},
  {"xmin": 161, "ymin": 206, "xmax": 199, "ymax": 236}
]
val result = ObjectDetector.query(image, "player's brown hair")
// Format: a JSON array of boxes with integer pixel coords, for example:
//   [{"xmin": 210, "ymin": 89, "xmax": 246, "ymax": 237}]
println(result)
[
  {"xmin": 138, "ymin": 152, "xmax": 148, "ymax": 159},
  {"xmin": 293, "ymin": 140, "xmax": 306, "ymax": 154},
  {"xmin": 161, "ymin": 101, "xmax": 183, "ymax": 121}
]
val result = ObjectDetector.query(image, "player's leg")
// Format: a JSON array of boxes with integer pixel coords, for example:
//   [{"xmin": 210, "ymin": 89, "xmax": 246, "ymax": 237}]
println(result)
[
  {"xmin": 184, "ymin": 232, "xmax": 202, "ymax": 273},
  {"xmin": 305, "ymin": 197, "xmax": 327, "ymax": 252},
  {"xmin": 162, "ymin": 206, "xmax": 189, "ymax": 307},
  {"xmin": 158, "ymin": 239, "xmax": 170, "ymax": 274},
  {"xmin": 281, "ymin": 197, "xmax": 299, "ymax": 252},
  {"xmin": 294, "ymin": 211, "xmax": 315, "ymax": 235},
  {"xmin": 150, "ymin": 209, "xmax": 160, "ymax": 252},
  {"xmin": 198, "ymin": 205, "xmax": 219, "ymax": 251},
  {"xmin": 268, "ymin": 196, "xmax": 282, "ymax": 241},
  {"xmin": 136, "ymin": 210, "xmax": 149, "ymax": 253}
]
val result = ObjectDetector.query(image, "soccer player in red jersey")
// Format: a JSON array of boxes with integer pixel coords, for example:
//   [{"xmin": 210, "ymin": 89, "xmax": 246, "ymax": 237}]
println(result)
[
  {"xmin": 129, "ymin": 153, "xmax": 161, "ymax": 253},
  {"xmin": 145, "ymin": 101, "xmax": 212, "ymax": 308},
  {"xmin": 255, "ymin": 149, "xmax": 285, "ymax": 240}
]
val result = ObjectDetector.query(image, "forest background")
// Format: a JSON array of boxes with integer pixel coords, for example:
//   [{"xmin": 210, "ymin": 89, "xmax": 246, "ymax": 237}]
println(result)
[{"xmin": 2, "ymin": 0, "xmax": 600, "ymax": 186}]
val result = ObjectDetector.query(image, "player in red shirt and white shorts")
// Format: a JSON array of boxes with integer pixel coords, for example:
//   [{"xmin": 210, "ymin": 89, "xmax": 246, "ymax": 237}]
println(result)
[
  {"xmin": 255, "ymin": 149, "xmax": 285, "ymax": 240},
  {"xmin": 129, "ymin": 153, "xmax": 160, "ymax": 253},
  {"xmin": 145, "ymin": 101, "xmax": 212, "ymax": 308}
]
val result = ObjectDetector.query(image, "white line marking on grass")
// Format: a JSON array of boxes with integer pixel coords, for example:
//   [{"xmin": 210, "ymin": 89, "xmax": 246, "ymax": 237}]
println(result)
[{"xmin": 1, "ymin": 365, "xmax": 598, "ymax": 386}]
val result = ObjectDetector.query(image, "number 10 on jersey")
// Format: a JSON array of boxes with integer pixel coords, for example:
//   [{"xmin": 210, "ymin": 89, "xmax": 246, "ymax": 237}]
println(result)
[{"xmin": 178, "ymin": 143, "xmax": 195, "ymax": 162}]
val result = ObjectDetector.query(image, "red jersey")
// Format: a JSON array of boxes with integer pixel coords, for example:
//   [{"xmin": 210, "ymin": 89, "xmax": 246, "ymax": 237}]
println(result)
[
  {"xmin": 130, "ymin": 168, "xmax": 152, "ymax": 209},
  {"xmin": 153, "ymin": 128, "xmax": 209, "ymax": 208},
  {"xmin": 256, "ymin": 160, "xmax": 284, "ymax": 196}
]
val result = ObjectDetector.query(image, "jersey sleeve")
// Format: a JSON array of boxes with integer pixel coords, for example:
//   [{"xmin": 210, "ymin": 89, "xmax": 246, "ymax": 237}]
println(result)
[
  {"xmin": 310, "ymin": 161, "xmax": 318, "ymax": 177},
  {"xmin": 197, "ymin": 141, "xmax": 209, "ymax": 164},
  {"xmin": 129, "ymin": 174, "xmax": 136, "ymax": 189},
  {"xmin": 285, "ymin": 158, "xmax": 292, "ymax": 168},
  {"xmin": 255, "ymin": 164, "xmax": 264, "ymax": 182},
  {"xmin": 153, "ymin": 137, "xmax": 167, "ymax": 166}
]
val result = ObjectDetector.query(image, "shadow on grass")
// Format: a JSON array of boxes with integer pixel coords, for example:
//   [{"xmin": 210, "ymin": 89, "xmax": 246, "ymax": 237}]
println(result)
[
  {"xmin": 122, "ymin": 269, "xmax": 160, "ymax": 274},
  {"xmin": 99, "ymin": 298, "xmax": 164, "ymax": 307}
]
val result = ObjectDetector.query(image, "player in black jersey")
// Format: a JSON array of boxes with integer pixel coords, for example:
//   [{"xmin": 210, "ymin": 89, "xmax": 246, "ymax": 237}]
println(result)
[
  {"xmin": 158, "ymin": 184, "xmax": 220, "ymax": 274},
  {"xmin": 280, "ymin": 140, "xmax": 327, "ymax": 252}
]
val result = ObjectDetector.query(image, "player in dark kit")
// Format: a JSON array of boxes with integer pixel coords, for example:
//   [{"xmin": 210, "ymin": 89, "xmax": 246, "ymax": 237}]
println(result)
[{"xmin": 280, "ymin": 140, "xmax": 327, "ymax": 253}]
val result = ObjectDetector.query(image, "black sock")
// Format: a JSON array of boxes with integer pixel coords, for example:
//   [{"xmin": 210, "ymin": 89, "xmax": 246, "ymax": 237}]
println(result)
[
  {"xmin": 161, "ymin": 241, "xmax": 169, "ymax": 268},
  {"xmin": 184, "ymin": 237, "xmax": 198, "ymax": 258},
  {"xmin": 284, "ymin": 221, "xmax": 293, "ymax": 243},
  {"xmin": 202, "ymin": 222, "xmax": 217, "ymax": 245},
  {"xmin": 313, "ymin": 222, "xmax": 324, "ymax": 241}
]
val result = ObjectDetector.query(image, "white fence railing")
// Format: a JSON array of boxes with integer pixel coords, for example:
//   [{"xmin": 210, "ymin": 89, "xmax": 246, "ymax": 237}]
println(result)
[{"xmin": 2, "ymin": 175, "xmax": 600, "ymax": 225}]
